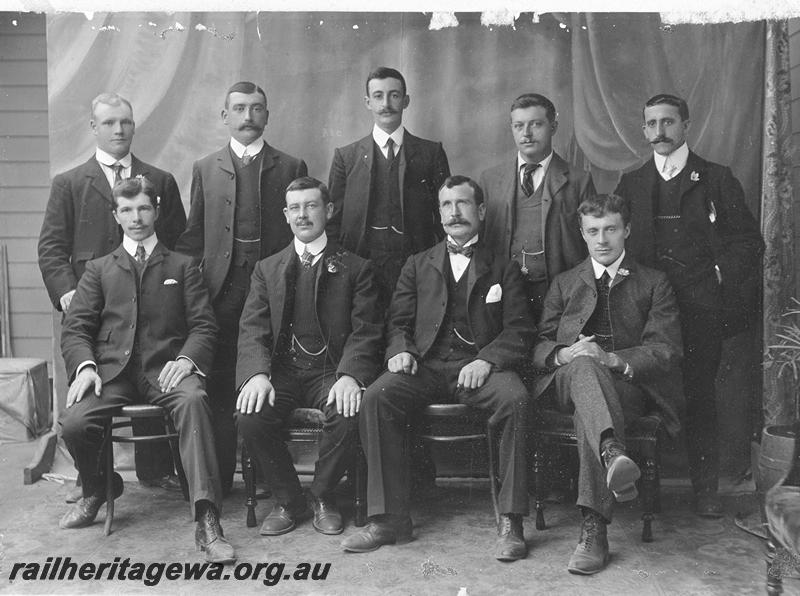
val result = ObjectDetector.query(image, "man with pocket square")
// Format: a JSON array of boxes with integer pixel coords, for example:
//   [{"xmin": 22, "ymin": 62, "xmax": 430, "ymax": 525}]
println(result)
[
  {"xmin": 342, "ymin": 175, "xmax": 536, "ymax": 561},
  {"xmin": 59, "ymin": 176, "xmax": 234, "ymax": 563}
]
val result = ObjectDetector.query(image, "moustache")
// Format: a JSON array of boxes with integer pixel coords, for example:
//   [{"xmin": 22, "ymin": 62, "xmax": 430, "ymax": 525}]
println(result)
[
  {"xmin": 651, "ymin": 136, "xmax": 672, "ymax": 144},
  {"xmin": 445, "ymin": 219, "xmax": 469, "ymax": 226},
  {"xmin": 239, "ymin": 123, "xmax": 260, "ymax": 130},
  {"xmin": 378, "ymin": 109, "xmax": 397, "ymax": 115}
]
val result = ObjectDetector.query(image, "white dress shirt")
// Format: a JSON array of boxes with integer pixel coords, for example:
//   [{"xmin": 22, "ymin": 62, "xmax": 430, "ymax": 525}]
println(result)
[
  {"xmin": 229, "ymin": 137, "xmax": 265, "ymax": 160},
  {"xmin": 448, "ymin": 234, "xmax": 479, "ymax": 282},
  {"xmin": 294, "ymin": 232, "xmax": 328, "ymax": 266},
  {"xmin": 653, "ymin": 141, "xmax": 689, "ymax": 181},
  {"xmin": 590, "ymin": 249, "xmax": 626, "ymax": 283},
  {"xmin": 95, "ymin": 148, "xmax": 132, "ymax": 189},
  {"xmin": 517, "ymin": 150, "xmax": 554, "ymax": 193},
  {"xmin": 372, "ymin": 125, "xmax": 405, "ymax": 159}
]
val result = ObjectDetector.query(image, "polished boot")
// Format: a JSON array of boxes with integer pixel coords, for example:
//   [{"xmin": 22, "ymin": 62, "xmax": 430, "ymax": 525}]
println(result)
[
  {"xmin": 494, "ymin": 514, "xmax": 527, "ymax": 561},
  {"xmin": 260, "ymin": 495, "xmax": 311, "ymax": 536},
  {"xmin": 59, "ymin": 473, "xmax": 123, "ymax": 529},
  {"xmin": 341, "ymin": 515, "xmax": 413, "ymax": 553},
  {"xmin": 139, "ymin": 474, "xmax": 183, "ymax": 491},
  {"xmin": 308, "ymin": 492, "xmax": 343, "ymax": 535},
  {"xmin": 601, "ymin": 438, "xmax": 640, "ymax": 502},
  {"xmin": 195, "ymin": 501, "xmax": 236, "ymax": 564},
  {"xmin": 567, "ymin": 509, "xmax": 609, "ymax": 575}
]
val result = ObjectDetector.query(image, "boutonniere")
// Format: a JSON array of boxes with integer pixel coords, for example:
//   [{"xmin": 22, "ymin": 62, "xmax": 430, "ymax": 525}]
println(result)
[
  {"xmin": 617, "ymin": 268, "xmax": 630, "ymax": 277},
  {"xmin": 324, "ymin": 249, "xmax": 346, "ymax": 274},
  {"xmin": 690, "ymin": 171, "xmax": 700, "ymax": 182}
]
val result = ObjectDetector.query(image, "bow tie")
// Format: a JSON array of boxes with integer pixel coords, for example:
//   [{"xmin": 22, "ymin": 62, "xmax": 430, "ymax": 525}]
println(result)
[{"xmin": 447, "ymin": 241, "xmax": 474, "ymax": 258}]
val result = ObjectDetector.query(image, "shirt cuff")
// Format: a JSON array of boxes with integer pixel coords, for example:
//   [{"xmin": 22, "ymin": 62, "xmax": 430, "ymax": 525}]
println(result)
[
  {"xmin": 76, "ymin": 360, "xmax": 96, "ymax": 376},
  {"xmin": 177, "ymin": 355, "xmax": 204, "ymax": 378}
]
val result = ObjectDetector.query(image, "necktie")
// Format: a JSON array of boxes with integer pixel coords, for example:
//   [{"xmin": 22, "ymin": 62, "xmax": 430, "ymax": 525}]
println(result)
[
  {"xmin": 241, "ymin": 151, "xmax": 253, "ymax": 166},
  {"xmin": 446, "ymin": 240, "xmax": 474, "ymax": 258},
  {"xmin": 135, "ymin": 243, "xmax": 146, "ymax": 264},
  {"xmin": 386, "ymin": 138, "xmax": 395, "ymax": 162},
  {"xmin": 300, "ymin": 247, "xmax": 313, "ymax": 269},
  {"xmin": 662, "ymin": 159, "xmax": 677, "ymax": 179},
  {"xmin": 112, "ymin": 162, "xmax": 124, "ymax": 187},
  {"xmin": 521, "ymin": 163, "xmax": 540, "ymax": 197}
]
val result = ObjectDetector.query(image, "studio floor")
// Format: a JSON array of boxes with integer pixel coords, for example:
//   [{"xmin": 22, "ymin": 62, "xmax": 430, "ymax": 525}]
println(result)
[{"xmin": 0, "ymin": 439, "xmax": 789, "ymax": 596}]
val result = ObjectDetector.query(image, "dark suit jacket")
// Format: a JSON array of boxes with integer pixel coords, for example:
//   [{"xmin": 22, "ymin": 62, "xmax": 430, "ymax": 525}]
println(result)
[
  {"xmin": 614, "ymin": 151, "xmax": 763, "ymax": 313},
  {"xmin": 532, "ymin": 255, "xmax": 684, "ymax": 436},
  {"xmin": 386, "ymin": 240, "xmax": 535, "ymax": 371},
  {"xmin": 327, "ymin": 131, "xmax": 450, "ymax": 256},
  {"xmin": 61, "ymin": 243, "xmax": 217, "ymax": 389},
  {"xmin": 38, "ymin": 155, "xmax": 185, "ymax": 310},
  {"xmin": 236, "ymin": 241, "xmax": 383, "ymax": 388},
  {"xmin": 175, "ymin": 143, "xmax": 307, "ymax": 301},
  {"xmin": 480, "ymin": 152, "xmax": 593, "ymax": 279}
]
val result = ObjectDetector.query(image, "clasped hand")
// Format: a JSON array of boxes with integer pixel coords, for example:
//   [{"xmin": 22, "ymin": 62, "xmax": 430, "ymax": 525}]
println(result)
[{"xmin": 557, "ymin": 334, "xmax": 621, "ymax": 370}]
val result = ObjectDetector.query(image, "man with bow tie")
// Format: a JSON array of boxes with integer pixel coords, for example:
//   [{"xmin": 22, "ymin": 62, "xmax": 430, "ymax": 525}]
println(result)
[
  {"xmin": 342, "ymin": 175, "xmax": 535, "ymax": 561},
  {"xmin": 532, "ymin": 193, "xmax": 682, "ymax": 575},
  {"xmin": 176, "ymin": 81, "xmax": 308, "ymax": 493},
  {"xmin": 235, "ymin": 176, "xmax": 383, "ymax": 538},
  {"xmin": 59, "ymin": 176, "xmax": 234, "ymax": 563},
  {"xmin": 614, "ymin": 94, "xmax": 763, "ymax": 518}
]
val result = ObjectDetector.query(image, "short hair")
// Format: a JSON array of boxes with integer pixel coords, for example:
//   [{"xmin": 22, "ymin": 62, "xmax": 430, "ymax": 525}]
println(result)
[
  {"xmin": 224, "ymin": 81, "xmax": 267, "ymax": 109},
  {"xmin": 112, "ymin": 175, "xmax": 158, "ymax": 210},
  {"xmin": 510, "ymin": 93, "xmax": 557, "ymax": 122},
  {"xmin": 91, "ymin": 93, "xmax": 133, "ymax": 120},
  {"xmin": 438, "ymin": 175, "xmax": 484, "ymax": 206},
  {"xmin": 285, "ymin": 176, "xmax": 331, "ymax": 204},
  {"xmin": 643, "ymin": 93, "xmax": 690, "ymax": 121},
  {"xmin": 365, "ymin": 67, "xmax": 407, "ymax": 97},
  {"xmin": 577, "ymin": 193, "xmax": 631, "ymax": 226}
]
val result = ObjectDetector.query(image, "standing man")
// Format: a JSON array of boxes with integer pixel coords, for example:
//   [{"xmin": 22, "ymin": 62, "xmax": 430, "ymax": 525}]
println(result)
[
  {"xmin": 481, "ymin": 93, "xmax": 595, "ymax": 322},
  {"xmin": 59, "ymin": 177, "xmax": 234, "ymax": 564},
  {"xmin": 342, "ymin": 176, "xmax": 535, "ymax": 561},
  {"xmin": 533, "ymin": 193, "xmax": 682, "ymax": 575},
  {"xmin": 38, "ymin": 92, "xmax": 185, "ymax": 490},
  {"xmin": 176, "ymin": 82, "xmax": 307, "ymax": 493},
  {"xmin": 236, "ymin": 177, "xmax": 383, "ymax": 537},
  {"xmin": 327, "ymin": 66, "xmax": 450, "ymax": 310},
  {"xmin": 615, "ymin": 94, "xmax": 763, "ymax": 517}
]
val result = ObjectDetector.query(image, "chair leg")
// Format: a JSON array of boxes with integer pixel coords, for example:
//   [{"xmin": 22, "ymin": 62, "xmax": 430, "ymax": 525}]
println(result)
[
  {"xmin": 640, "ymin": 451, "xmax": 657, "ymax": 542},
  {"xmin": 103, "ymin": 420, "xmax": 115, "ymax": 536},
  {"xmin": 242, "ymin": 444, "xmax": 257, "ymax": 528},
  {"xmin": 766, "ymin": 534, "xmax": 785, "ymax": 595},
  {"xmin": 486, "ymin": 424, "xmax": 500, "ymax": 525},
  {"xmin": 353, "ymin": 444, "xmax": 367, "ymax": 527},
  {"xmin": 165, "ymin": 416, "xmax": 190, "ymax": 502},
  {"xmin": 533, "ymin": 440, "xmax": 547, "ymax": 530}
]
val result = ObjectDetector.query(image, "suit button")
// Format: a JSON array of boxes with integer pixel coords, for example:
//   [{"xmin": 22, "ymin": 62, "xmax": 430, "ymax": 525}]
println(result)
[
  {"xmin": 129, "ymin": 324, "xmax": 134, "ymax": 329},
  {"xmin": 124, "ymin": 350, "xmax": 130, "ymax": 355},
  {"xmin": 132, "ymin": 296, "xmax": 136, "ymax": 302},
  {"xmin": 226, "ymin": 199, "xmax": 232, "ymax": 205},
  {"xmin": 224, "ymin": 251, "xmax": 230, "ymax": 258},
  {"xmin": 225, "ymin": 225, "xmax": 230, "ymax": 231}
]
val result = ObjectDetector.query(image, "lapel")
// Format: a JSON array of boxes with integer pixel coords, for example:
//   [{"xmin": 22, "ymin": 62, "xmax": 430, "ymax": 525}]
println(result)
[
  {"xmin": 271, "ymin": 243, "xmax": 297, "ymax": 338},
  {"xmin": 112, "ymin": 243, "xmax": 134, "ymax": 275},
  {"xmin": 260, "ymin": 142, "xmax": 278, "ymax": 175},
  {"xmin": 357, "ymin": 134, "xmax": 375, "ymax": 185},
  {"xmin": 500, "ymin": 158, "xmax": 518, "ymax": 229},
  {"xmin": 577, "ymin": 257, "xmax": 597, "ymax": 293},
  {"xmin": 129, "ymin": 154, "xmax": 149, "ymax": 178},
  {"xmin": 633, "ymin": 156, "xmax": 659, "ymax": 230},
  {"xmin": 427, "ymin": 242, "xmax": 449, "ymax": 308},
  {"xmin": 216, "ymin": 144, "xmax": 236, "ymax": 179},
  {"xmin": 466, "ymin": 243, "xmax": 492, "ymax": 308},
  {"xmin": 678, "ymin": 151, "xmax": 707, "ymax": 208},
  {"xmin": 86, "ymin": 156, "xmax": 114, "ymax": 205},
  {"xmin": 609, "ymin": 254, "xmax": 634, "ymax": 290},
  {"xmin": 542, "ymin": 152, "xmax": 569, "ymax": 226},
  {"xmin": 399, "ymin": 131, "xmax": 416, "ymax": 215}
]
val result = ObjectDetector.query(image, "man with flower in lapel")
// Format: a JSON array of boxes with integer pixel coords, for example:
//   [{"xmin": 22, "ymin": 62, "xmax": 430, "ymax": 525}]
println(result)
[
  {"xmin": 343, "ymin": 175, "xmax": 535, "ymax": 561},
  {"xmin": 59, "ymin": 176, "xmax": 234, "ymax": 564},
  {"xmin": 176, "ymin": 81, "xmax": 308, "ymax": 493},
  {"xmin": 614, "ymin": 94, "xmax": 763, "ymax": 518},
  {"xmin": 236, "ymin": 176, "xmax": 383, "ymax": 537},
  {"xmin": 532, "ymin": 193, "xmax": 682, "ymax": 574}
]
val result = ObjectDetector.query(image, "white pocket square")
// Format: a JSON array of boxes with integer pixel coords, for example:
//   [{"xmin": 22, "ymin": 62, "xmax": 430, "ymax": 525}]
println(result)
[
  {"xmin": 485, "ymin": 284, "xmax": 502, "ymax": 303},
  {"xmin": 163, "ymin": 279, "xmax": 178, "ymax": 285}
]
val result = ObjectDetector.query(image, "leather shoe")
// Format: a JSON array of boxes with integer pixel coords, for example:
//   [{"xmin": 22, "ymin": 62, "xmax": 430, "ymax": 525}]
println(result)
[
  {"xmin": 260, "ymin": 498, "xmax": 311, "ymax": 536},
  {"xmin": 601, "ymin": 438, "xmax": 640, "ymax": 502},
  {"xmin": 695, "ymin": 491, "xmax": 724, "ymax": 518},
  {"xmin": 139, "ymin": 474, "xmax": 183, "ymax": 491},
  {"xmin": 308, "ymin": 492, "xmax": 343, "ymax": 535},
  {"xmin": 195, "ymin": 503, "xmax": 236, "ymax": 564},
  {"xmin": 59, "ymin": 473, "xmax": 123, "ymax": 529},
  {"xmin": 567, "ymin": 509, "xmax": 609, "ymax": 575},
  {"xmin": 495, "ymin": 514, "xmax": 527, "ymax": 561},
  {"xmin": 341, "ymin": 516, "xmax": 413, "ymax": 553}
]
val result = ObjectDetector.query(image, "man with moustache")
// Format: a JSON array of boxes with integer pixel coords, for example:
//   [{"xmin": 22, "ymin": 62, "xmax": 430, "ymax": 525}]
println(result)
[
  {"xmin": 177, "ymin": 81, "xmax": 308, "ymax": 493},
  {"xmin": 481, "ymin": 93, "xmax": 595, "ymax": 322},
  {"xmin": 532, "ymin": 193, "xmax": 682, "ymax": 574},
  {"xmin": 614, "ymin": 94, "xmax": 763, "ymax": 517},
  {"xmin": 342, "ymin": 176, "xmax": 535, "ymax": 561},
  {"xmin": 38, "ymin": 92, "xmax": 186, "ymax": 492},
  {"xmin": 59, "ymin": 176, "xmax": 234, "ymax": 564},
  {"xmin": 327, "ymin": 67, "xmax": 450, "ymax": 310},
  {"xmin": 236, "ymin": 176, "xmax": 382, "ymax": 537}
]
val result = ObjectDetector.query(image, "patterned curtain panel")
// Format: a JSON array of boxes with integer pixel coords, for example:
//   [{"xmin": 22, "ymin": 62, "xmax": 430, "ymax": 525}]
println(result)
[{"xmin": 761, "ymin": 20, "xmax": 796, "ymax": 427}]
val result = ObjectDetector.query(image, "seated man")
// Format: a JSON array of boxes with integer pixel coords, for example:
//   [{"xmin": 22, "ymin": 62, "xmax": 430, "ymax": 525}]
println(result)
[
  {"xmin": 532, "ymin": 193, "xmax": 683, "ymax": 575},
  {"xmin": 59, "ymin": 176, "xmax": 234, "ymax": 563},
  {"xmin": 342, "ymin": 175, "xmax": 536, "ymax": 561},
  {"xmin": 235, "ymin": 176, "xmax": 383, "ymax": 537}
]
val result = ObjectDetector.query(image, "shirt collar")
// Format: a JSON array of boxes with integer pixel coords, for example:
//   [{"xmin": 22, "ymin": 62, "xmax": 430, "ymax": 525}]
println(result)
[
  {"xmin": 96, "ymin": 148, "xmax": 132, "ymax": 168},
  {"xmin": 653, "ymin": 141, "xmax": 689, "ymax": 177},
  {"xmin": 122, "ymin": 233, "xmax": 158, "ymax": 258},
  {"xmin": 590, "ymin": 249, "xmax": 626, "ymax": 280},
  {"xmin": 517, "ymin": 150, "xmax": 554, "ymax": 174},
  {"xmin": 372, "ymin": 124, "xmax": 405, "ymax": 150},
  {"xmin": 229, "ymin": 137, "xmax": 265, "ymax": 159},
  {"xmin": 294, "ymin": 232, "xmax": 328, "ymax": 258},
  {"xmin": 446, "ymin": 234, "xmax": 479, "ymax": 249}
]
